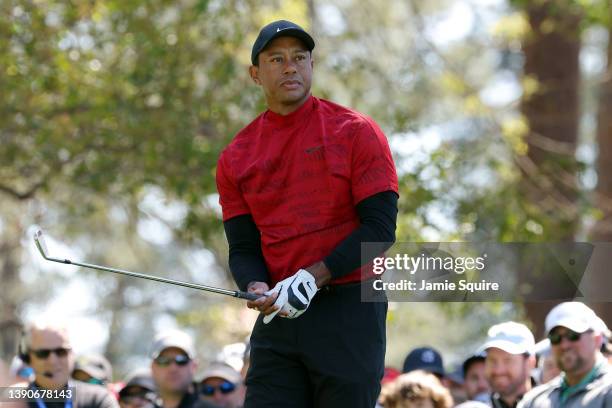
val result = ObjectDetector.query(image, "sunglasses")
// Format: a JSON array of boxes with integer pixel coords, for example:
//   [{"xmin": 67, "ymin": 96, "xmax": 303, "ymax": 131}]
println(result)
[
  {"xmin": 200, "ymin": 381, "xmax": 236, "ymax": 396},
  {"xmin": 548, "ymin": 329, "xmax": 585, "ymax": 345},
  {"xmin": 30, "ymin": 348, "xmax": 71, "ymax": 359},
  {"xmin": 154, "ymin": 355, "xmax": 190, "ymax": 367}
]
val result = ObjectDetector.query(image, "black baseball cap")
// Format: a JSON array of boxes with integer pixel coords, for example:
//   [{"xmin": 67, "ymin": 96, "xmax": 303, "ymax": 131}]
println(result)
[
  {"xmin": 402, "ymin": 346, "xmax": 445, "ymax": 377},
  {"xmin": 251, "ymin": 20, "xmax": 315, "ymax": 65}
]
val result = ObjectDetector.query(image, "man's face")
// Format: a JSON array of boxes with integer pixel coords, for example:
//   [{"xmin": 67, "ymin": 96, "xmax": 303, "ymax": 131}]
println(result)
[
  {"xmin": 200, "ymin": 377, "xmax": 245, "ymax": 408},
  {"xmin": 151, "ymin": 347, "xmax": 195, "ymax": 395},
  {"xmin": 28, "ymin": 328, "xmax": 73, "ymax": 390},
  {"xmin": 549, "ymin": 327, "xmax": 599, "ymax": 377},
  {"xmin": 249, "ymin": 36, "xmax": 313, "ymax": 114},
  {"xmin": 463, "ymin": 360, "xmax": 490, "ymax": 400},
  {"xmin": 484, "ymin": 348, "xmax": 531, "ymax": 398}
]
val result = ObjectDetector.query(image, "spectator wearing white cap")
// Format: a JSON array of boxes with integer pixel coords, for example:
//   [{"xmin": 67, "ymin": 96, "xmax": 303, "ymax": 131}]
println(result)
[
  {"xmin": 72, "ymin": 353, "xmax": 113, "ymax": 386},
  {"xmin": 149, "ymin": 330, "xmax": 217, "ymax": 408},
  {"xmin": 519, "ymin": 302, "xmax": 612, "ymax": 408},
  {"xmin": 198, "ymin": 362, "xmax": 245, "ymax": 408},
  {"xmin": 480, "ymin": 321, "xmax": 536, "ymax": 408}
]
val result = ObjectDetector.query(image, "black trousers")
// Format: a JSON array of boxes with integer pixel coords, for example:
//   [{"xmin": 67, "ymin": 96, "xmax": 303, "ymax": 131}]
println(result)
[{"xmin": 244, "ymin": 281, "xmax": 387, "ymax": 408}]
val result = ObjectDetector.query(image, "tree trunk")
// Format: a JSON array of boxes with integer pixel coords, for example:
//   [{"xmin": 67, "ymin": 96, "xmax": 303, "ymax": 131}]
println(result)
[
  {"xmin": 0, "ymin": 212, "xmax": 25, "ymax": 361},
  {"xmin": 518, "ymin": 0, "xmax": 583, "ymax": 336},
  {"xmin": 587, "ymin": 11, "xmax": 612, "ymax": 332}
]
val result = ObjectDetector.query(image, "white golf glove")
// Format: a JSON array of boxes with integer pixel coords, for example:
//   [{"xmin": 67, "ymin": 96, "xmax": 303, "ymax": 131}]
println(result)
[{"xmin": 263, "ymin": 269, "xmax": 318, "ymax": 324}]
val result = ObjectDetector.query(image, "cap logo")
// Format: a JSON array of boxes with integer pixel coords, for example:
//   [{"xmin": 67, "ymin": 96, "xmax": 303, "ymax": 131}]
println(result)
[
  {"xmin": 277, "ymin": 27, "xmax": 281, "ymax": 32},
  {"xmin": 422, "ymin": 350, "xmax": 435, "ymax": 363}
]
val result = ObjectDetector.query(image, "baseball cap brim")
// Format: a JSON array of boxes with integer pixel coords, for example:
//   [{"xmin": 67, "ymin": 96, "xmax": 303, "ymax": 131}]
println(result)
[
  {"xmin": 251, "ymin": 23, "xmax": 315, "ymax": 65},
  {"xmin": 546, "ymin": 318, "xmax": 591, "ymax": 334},
  {"xmin": 200, "ymin": 365, "xmax": 241, "ymax": 384},
  {"xmin": 74, "ymin": 365, "xmax": 107, "ymax": 381},
  {"xmin": 480, "ymin": 340, "xmax": 531, "ymax": 355}
]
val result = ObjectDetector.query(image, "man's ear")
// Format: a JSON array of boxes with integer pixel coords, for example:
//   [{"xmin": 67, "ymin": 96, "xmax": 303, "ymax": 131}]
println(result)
[
  {"xmin": 249, "ymin": 65, "xmax": 260, "ymax": 85},
  {"xmin": 527, "ymin": 354, "xmax": 536, "ymax": 370}
]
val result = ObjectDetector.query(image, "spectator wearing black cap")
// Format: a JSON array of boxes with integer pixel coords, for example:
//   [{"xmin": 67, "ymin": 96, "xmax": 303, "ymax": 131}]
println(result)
[
  {"xmin": 199, "ymin": 363, "xmax": 244, "ymax": 408},
  {"xmin": 480, "ymin": 321, "xmax": 536, "ymax": 408},
  {"xmin": 403, "ymin": 347, "xmax": 446, "ymax": 379}
]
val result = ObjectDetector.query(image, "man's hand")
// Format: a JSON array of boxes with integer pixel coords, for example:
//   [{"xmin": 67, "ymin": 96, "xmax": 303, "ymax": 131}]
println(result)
[
  {"xmin": 246, "ymin": 281, "xmax": 280, "ymax": 316},
  {"xmin": 263, "ymin": 269, "xmax": 318, "ymax": 324}
]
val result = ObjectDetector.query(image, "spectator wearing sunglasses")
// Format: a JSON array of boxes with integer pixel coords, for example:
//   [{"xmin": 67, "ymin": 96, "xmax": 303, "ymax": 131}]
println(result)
[
  {"xmin": 199, "ymin": 362, "xmax": 245, "ymax": 408},
  {"xmin": 21, "ymin": 320, "xmax": 118, "ymax": 408},
  {"xmin": 480, "ymin": 321, "xmax": 536, "ymax": 408},
  {"xmin": 150, "ymin": 330, "xmax": 196, "ymax": 408},
  {"xmin": 519, "ymin": 302, "xmax": 612, "ymax": 408},
  {"xmin": 149, "ymin": 330, "xmax": 218, "ymax": 408}
]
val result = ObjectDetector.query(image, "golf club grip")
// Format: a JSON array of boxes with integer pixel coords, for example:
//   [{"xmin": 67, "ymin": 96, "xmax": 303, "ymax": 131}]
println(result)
[{"xmin": 236, "ymin": 291, "xmax": 263, "ymax": 301}]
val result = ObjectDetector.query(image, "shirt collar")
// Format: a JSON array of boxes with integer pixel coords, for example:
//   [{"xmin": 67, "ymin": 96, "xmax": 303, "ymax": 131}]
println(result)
[{"xmin": 263, "ymin": 95, "xmax": 315, "ymax": 126}]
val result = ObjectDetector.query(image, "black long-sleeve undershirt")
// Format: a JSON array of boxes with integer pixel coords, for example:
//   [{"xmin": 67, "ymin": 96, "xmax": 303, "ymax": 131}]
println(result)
[{"xmin": 223, "ymin": 190, "xmax": 398, "ymax": 291}]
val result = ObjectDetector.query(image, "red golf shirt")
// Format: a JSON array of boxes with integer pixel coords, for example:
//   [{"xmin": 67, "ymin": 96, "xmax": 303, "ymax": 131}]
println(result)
[{"xmin": 217, "ymin": 95, "xmax": 398, "ymax": 285}]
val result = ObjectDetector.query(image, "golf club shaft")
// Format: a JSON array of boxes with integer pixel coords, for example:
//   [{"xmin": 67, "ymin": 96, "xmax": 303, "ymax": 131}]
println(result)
[{"xmin": 39, "ymin": 249, "xmax": 261, "ymax": 301}]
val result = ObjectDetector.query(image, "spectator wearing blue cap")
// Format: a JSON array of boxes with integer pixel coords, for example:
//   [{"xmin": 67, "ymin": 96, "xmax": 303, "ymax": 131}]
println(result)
[{"xmin": 403, "ymin": 347, "xmax": 446, "ymax": 378}]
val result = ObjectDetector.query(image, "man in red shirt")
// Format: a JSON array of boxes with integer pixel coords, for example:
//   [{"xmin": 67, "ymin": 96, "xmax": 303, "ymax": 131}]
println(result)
[{"xmin": 216, "ymin": 20, "xmax": 399, "ymax": 407}]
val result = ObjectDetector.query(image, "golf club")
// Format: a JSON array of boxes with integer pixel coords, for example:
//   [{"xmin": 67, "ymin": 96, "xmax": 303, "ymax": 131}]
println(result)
[{"xmin": 33, "ymin": 230, "xmax": 262, "ymax": 301}]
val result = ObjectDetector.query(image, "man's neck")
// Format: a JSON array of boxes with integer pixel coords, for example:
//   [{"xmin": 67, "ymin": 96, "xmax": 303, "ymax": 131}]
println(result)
[
  {"xmin": 268, "ymin": 93, "xmax": 311, "ymax": 116},
  {"xmin": 500, "ymin": 380, "xmax": 530, "ymax": 407},
  {"xmin": 34, "ymin": 381, "xmax": 67, "ymax": 390},
  {"xmin": 500, "ymin": 394, "xmax": 521, "ymax": 408},
  {"xmin": 160, "ymin": 391, "xmax": 185, "ymax": 408}
]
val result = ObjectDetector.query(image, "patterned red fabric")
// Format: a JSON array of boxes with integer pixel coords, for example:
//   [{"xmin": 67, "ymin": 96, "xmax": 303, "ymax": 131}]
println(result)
[{"xmin": 217, "ymin": 96, "xmax": 398, "ymax": 285}]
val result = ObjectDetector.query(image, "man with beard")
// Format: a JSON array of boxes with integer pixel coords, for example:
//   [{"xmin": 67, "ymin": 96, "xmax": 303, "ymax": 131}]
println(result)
[
  {"xmin": 480, "ymin": 321, "xmax": 536, "ymax": 408},
  {"xmin": 519, "ymin": 302, "xmax": 612, "ymax": 408}
]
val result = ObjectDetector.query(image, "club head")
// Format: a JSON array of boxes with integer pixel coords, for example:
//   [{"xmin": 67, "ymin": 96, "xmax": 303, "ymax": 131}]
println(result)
[{"xmin": 34, "ymin": 230, "xmax": 50, "ymax": 259}]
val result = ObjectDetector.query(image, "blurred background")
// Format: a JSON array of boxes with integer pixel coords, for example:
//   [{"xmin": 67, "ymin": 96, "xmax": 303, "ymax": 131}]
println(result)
[{"xmin": 1, "ymin": 0, "xmax": 611, "ymax": 378}]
